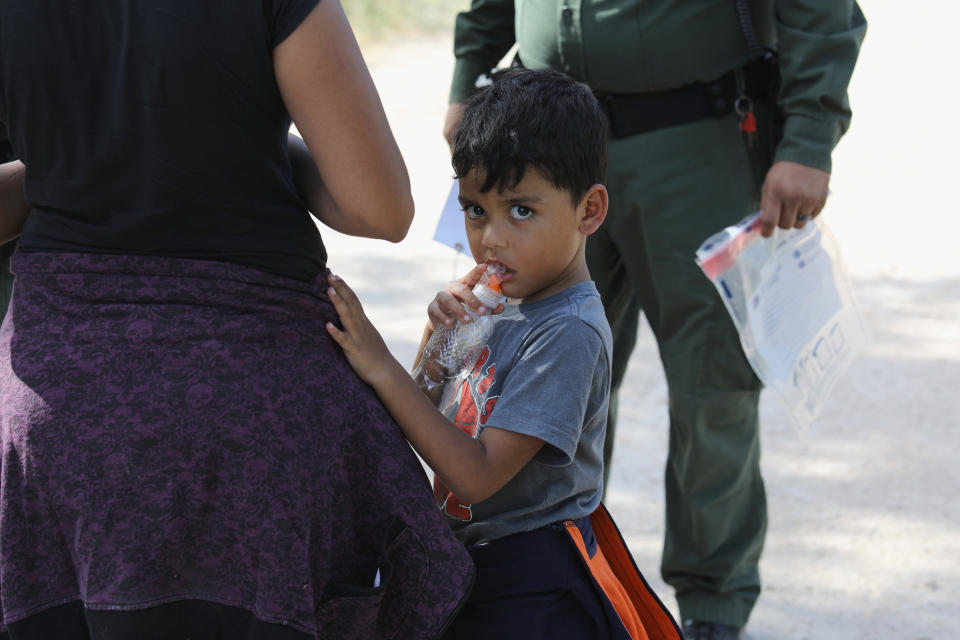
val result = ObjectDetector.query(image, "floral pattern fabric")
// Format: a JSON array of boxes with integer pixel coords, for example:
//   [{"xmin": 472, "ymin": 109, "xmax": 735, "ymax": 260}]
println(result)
[{"xmin": 0, "ymin": 252, "xmax": 473, "ymax": 639}]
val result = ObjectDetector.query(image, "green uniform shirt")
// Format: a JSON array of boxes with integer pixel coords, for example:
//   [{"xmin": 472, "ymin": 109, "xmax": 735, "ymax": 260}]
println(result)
[{"xmin": 450, "ymin": 0, "xmax": 866, "ymax": 172}]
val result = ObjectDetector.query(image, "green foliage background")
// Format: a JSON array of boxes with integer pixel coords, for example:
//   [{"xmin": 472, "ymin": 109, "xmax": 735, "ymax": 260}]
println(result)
[{"xmin": 341, "ymin": 0, "xmax": 471, "ymax": 43}]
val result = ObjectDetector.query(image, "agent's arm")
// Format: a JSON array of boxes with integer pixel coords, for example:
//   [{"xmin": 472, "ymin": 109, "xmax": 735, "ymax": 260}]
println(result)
[
  {"xmin": 325, "ymin": 273, "xmax": 542, "ymax": 505},
  {"xmin": 274, "ymin": 0, "xmax": 413, "ymax": 242},
  {"xmin": 444, "ymin": 0, "xmax": 517, "ymax": 149},
  {"xmin": 0, "ymin": 160, "xmax": 28, "ymax": 244},
  {"xmin": 758, "ymin": 1, "xmax": 867, "ymax": 237}
]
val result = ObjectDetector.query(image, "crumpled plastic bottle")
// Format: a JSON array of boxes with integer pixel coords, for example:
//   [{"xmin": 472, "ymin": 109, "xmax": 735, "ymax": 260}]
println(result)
[{"xmin": 412, "ymin": 264, "xmax": 506, "ymax": 404}]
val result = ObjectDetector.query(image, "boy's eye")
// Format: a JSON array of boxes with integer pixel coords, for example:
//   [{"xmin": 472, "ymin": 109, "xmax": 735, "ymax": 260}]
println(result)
[
  {"xmin": 463, "ymin": 205, "xmax": 485, "ymax": 220},
  {"xmin": 509, "ymin": 205, "xmax": 533, "ymax": 220}
]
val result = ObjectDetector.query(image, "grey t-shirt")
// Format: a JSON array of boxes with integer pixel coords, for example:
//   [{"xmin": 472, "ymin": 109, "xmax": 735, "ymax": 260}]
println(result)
[{"xmin": 433, "ymin": 281, "xmax": 613, "ymax": 545}]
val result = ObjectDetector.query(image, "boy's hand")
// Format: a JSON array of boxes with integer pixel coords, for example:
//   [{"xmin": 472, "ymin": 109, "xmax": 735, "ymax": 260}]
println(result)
[
  {"xmin": 428, "ymin": 262, "xmax": 505, "ymax": 331},
  {"xmin": 325, "ymin": 273, "xmax": 399, "ymax": 387}
]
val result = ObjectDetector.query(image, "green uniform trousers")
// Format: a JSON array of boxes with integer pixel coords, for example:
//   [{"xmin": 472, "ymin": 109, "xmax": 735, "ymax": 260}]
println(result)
[{"xmin": 586, "ymin": 110, "xmax": 772, "ymax": 627}]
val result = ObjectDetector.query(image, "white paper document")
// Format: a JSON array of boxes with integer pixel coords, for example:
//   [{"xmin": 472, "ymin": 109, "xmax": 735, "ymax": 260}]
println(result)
[
  {"xmin": 433, "ymin": 180, "xmax": 471, "ymax": 256},
  {"xmin": 696, "ymin": 213, "xmax": 871, "ymax": 431}
]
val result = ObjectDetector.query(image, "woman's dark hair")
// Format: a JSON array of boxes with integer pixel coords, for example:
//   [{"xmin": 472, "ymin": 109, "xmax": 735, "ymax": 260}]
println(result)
[{"xmin": 452, "ymin": 68, "xmax": 608, "ymax": 206}]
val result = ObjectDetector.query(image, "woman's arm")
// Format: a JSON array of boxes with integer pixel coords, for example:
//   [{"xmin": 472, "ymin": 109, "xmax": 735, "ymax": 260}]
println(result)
[
  {"xmin": 274, "ymin": 1, "xmax": 413, "ymax": 242},
  {"xmin": 286, "ymin": 132, "xmax": 335, "ymax": 225},
  {"xmin": 0, "ymin": 160, "xmax": 28, "ymax": 244}
]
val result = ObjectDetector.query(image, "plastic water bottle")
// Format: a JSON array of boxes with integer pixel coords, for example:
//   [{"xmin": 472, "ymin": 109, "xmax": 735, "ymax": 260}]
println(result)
[{"xmin": 413, "ymin": 264, "xmax": 506, "ymax": 404}]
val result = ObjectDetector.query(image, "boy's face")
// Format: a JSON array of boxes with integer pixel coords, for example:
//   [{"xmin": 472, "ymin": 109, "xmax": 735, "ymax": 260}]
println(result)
[{"xmin": 458, "ymin": 168, "xmax": 601, "ymax": 303}]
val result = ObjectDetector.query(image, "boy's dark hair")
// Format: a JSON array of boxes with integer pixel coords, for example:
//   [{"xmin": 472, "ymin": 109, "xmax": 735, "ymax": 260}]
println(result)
[{"xmin": 452, "ymin": 68, "xmax": 608, "ymax": 207}]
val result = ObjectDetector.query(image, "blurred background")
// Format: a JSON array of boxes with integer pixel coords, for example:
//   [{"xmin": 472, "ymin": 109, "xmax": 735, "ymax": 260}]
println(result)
[
  {"xmin": 329, "ymin": 2, "xmax": 958, "ymax": 638},
  {"xmin": 342, "ymin": 0, "xmax": 470, "ymax": 45}
]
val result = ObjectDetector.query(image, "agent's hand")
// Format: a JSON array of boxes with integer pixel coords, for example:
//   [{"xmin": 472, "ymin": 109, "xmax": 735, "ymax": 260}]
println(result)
[
  {"xmin": 325, "ymin": 273, "xmax": 397, "ymax": 387},
  {"xmin": 427, "ymin": 262, "xmax": 505, "ymax": 332},
  {"xmin": 442, "ymin": 103, "xmax": 467, "ymax": 152},
  {"xmin": 758, "ymin": 160, "xmax": 831, "ymax": 238}
]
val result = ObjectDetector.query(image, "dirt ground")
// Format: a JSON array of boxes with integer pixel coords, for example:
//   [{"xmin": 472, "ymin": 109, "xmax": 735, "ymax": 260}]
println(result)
[{"xmin": 320, "ymin": 2, "xmax": 958, "ymax": 637}]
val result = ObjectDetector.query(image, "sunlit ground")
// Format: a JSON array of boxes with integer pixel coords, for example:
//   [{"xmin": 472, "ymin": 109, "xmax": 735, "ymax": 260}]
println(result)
[{"xmin": 324, "ymin": 1, "xmax": 958, "ymax": 637}]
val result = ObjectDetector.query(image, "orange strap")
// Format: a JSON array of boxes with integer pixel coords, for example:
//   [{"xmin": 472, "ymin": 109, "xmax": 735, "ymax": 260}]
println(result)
[
  {"xmin": 590, "ymin": 504, "xmax": 684, "ymax": 639},
  {"xmin": 565, "ymin": 521, "xmax": 650, "ymax": 640}
]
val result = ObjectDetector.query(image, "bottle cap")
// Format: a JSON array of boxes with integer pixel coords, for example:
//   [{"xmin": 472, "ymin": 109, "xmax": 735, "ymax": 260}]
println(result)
[{"xmin": 472, "ymin": 264, "xmax": 507, "ymax": 308}]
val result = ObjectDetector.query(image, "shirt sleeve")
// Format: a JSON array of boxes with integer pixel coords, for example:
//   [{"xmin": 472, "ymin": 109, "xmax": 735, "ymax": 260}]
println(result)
[
  {"xmin": 772, "ymin": 0, "xmax": 867, "ymax": 172},
  {"xmin": 450, "ymin": 0, "xmax": 518, "ymax": 103},
  {"xmin": 266, "ymin": 0, "xmax": 322, "ymax": 48},
  {"xmin": 483, "ymin": 317, "xmax": 609, "ymax": 467}
]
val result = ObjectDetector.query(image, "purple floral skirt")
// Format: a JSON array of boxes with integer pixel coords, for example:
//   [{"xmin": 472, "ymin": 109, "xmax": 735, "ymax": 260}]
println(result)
[{"xmin": 0, "ymin": 252, "xmax": 473, "ymax": 639}]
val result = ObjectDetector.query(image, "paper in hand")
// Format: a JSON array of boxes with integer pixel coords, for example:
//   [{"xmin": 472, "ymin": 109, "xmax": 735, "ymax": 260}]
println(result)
[
  {"xmin": 696, "ymin": 212, "xmax": 871, "ymax": 432},
  {"xmin": 433, "ymin": 180, "xmax": 471, "ymax": 256}
]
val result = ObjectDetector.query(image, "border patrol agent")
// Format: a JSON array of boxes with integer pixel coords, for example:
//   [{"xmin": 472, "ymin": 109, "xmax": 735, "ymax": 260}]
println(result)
[{"xmin": 442, "ymin": 2, "xmax": 866, "ymax": 637}]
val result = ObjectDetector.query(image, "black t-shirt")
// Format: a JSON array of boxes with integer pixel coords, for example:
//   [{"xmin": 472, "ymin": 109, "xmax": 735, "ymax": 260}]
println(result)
[
  {"xmin": 0, "ymin": 120, "xmax": 13, "ymax": 163},
  {"xmin": 0, "ymin": 0, "xmax": 326, "ymax": 280}
]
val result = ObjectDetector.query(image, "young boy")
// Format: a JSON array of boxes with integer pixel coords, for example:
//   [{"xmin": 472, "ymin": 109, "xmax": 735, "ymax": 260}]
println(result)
[{"xmin": 325, "ymin": 69, "xmax": 680, "ymax": 639}]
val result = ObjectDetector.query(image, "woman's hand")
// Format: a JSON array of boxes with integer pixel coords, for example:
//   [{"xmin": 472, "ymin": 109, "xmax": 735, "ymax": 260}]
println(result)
[{"xmin": 325, "ymin": 273, "xmax": 401, "ymax": 388}]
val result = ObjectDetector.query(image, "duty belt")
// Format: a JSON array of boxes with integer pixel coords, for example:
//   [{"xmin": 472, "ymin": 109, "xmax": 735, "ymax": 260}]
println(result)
[{"xmin": 595, "ymin": 54, "xmax": 779, "ymax": 139}]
